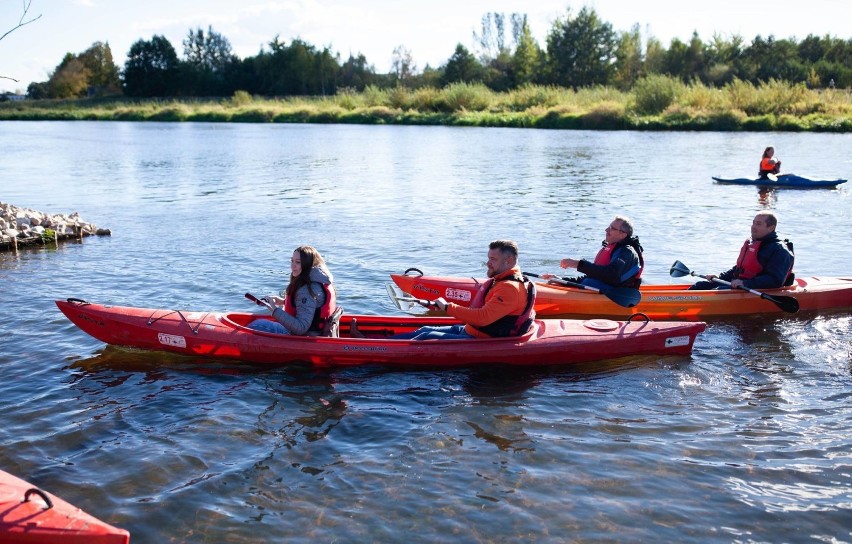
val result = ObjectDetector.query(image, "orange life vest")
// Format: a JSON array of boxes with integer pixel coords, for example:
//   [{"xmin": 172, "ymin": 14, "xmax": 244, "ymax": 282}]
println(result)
[{"xmin": 469, "ymin": 273, "xmax": 536, "ymax": 337}]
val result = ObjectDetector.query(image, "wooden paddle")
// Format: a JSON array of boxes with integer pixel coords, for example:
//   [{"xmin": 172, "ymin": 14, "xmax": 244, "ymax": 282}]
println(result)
[
  {"xmin": 669, "ymin": 260, "xmax": 799, "ymax": 313},
  {"xmin": 524, "ymin": 272, "xmax": 641, "ymax": 308}
]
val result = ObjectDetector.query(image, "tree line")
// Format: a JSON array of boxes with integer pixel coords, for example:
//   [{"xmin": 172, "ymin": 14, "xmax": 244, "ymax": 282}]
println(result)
[{"xmin": 24, "ymin": 7, "xmax": 852, "ymax": 100}]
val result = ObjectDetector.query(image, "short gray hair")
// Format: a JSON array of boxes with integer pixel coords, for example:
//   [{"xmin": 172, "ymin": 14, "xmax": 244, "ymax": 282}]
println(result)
[{"xmin": 615, "ymin": 215, "xmax": 633, "ymax": 237}]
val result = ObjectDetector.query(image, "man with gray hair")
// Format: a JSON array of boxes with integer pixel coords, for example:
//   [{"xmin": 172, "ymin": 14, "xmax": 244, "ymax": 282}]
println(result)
[{"xmin": 544, "ymin": 215, "xmax": 644, "ymax": 290}]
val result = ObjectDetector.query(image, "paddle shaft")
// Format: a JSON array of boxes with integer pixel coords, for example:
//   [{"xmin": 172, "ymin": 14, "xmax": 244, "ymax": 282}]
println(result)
[
  {"xmin": 523, "ymin": 272, "xmax": 600, "ymax": 293},
  {"xmin": 245, "ymin": 292, "xmax": 274, "ymax": 310},
  {"xmin": 524, "ymin": 272, "xmax": 641, "ymax": 308},
  {"xmin": 394, "ymin": 295, "xmax": 436, "ymax": 308},
  {"xmin": 708, "ymin": 276, "xmax": 795, "ymax": 307}
]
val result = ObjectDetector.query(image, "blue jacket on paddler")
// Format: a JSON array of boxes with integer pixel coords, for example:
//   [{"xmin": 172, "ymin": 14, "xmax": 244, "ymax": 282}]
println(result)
[{"xmin": 570, "ymin": 236, "xmax": 644, "ymax": 290}]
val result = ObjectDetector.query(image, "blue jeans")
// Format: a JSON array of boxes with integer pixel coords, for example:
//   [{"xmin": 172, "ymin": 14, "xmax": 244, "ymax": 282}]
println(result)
[
  {"xmin": 393, "ymin": 324, "xmax": 474, "ymax": 340},
  {"xmin": 247, "ymin": 319, "xmax": 290, "ymax": 334}
]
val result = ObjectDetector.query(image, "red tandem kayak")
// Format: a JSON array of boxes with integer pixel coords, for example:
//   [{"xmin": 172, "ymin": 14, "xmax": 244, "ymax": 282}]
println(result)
[
  {"xmin": 56, "ymin": 299, "xmax": 705, "ymax": 367},
  {"xmin": 0, "ymin": 469, "xmax": 129, "ymax": 544},
  {"xmin": 390, "ymin": 271, "xmax": 852, "ymax": 321}
]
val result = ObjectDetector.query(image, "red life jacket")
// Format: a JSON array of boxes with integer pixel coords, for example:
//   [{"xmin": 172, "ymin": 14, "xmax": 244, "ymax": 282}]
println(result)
[
  {"xmin": 593, "ymin": 242, "xmax": 644, "ymax": 284},
  {"xmin": 284, "ymin": 282, "xmax": 337, "ymax": 332},
  {"xmin": 734, "ymin": 238, "xmax": 796, "ymax": 284},
  {"xmin": 734, "ymin": 239, "xmax": 763, "ymax": 280},
  {"xmin": 469, "ymin": 273, "xmax": 536, "ymax": 337}
]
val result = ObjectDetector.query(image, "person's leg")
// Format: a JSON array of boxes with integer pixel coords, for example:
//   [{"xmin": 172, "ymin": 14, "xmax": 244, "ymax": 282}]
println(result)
[
  {"xmin": 247, "ymin": 319, "xmax": 289, "ymax": 334},
  {"xmin": 688, "ymin": 281, "xmax": 731, "ymax": 291},
  {"xmin": 412, "ymin": 324, "xmax": 473, "ymax": 340}
]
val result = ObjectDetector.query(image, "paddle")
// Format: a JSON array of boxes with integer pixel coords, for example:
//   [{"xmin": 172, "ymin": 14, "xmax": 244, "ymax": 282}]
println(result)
[
  {"xmin": 669, "ymin": 260, "xmax": 799, "ymax": 313},
  {"xmin": 385, "ymin": 283, "xmax": 436, "ymax": 311},
  {"xmin": 523, "ymin": 272, "xmax": 641, "ymax": 308},
  {"xmin": 245, "ymin": 292, "xmax": 274, "ymax": 310}
]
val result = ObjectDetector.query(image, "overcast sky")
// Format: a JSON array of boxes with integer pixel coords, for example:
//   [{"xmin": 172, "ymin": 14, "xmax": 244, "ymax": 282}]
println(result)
[{"xmin": 1, "ymin": 0, "xmax": 849, "ymax": 93}]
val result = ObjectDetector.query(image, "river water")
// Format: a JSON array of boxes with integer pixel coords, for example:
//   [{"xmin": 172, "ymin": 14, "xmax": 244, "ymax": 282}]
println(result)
[{"xmin": 1, "ymin": 121, "xmax": 851, "ymax": 543}]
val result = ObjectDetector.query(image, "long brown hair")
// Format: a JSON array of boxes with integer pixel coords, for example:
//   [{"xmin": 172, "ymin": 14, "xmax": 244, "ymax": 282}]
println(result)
[{"xmin": 286, "ymin": 245, "xmax": 326, "ymax": 297}]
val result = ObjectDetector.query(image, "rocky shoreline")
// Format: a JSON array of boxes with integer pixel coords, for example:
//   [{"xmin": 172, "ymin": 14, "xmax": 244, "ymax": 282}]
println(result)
[{"xmin": 1, "ymin": 202, "xmax": 111, "ymax": 252}]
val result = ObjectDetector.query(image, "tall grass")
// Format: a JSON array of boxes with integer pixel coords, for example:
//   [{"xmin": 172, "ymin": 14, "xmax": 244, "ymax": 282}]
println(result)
[{"xmin": 2, "ymin": 83, "xmax": 850, "ymax": 131}]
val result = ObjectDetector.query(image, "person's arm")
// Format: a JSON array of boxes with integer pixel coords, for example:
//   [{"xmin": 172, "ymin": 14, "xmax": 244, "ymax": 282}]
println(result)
[
  {"xmin": 716, "ymin": 266, "xmax": 737, "ymax": 282},
  {"xmin": 271, "ymin": 284, "xmax": 324, "ymax": 335},
  {"xmin": 576, "ymin": 247, "xmax": 638, "ymax": 286},
  {"xmin": 444, "ymin": 283, "xmax": 522, "ymax": 327},
  {"xmin": 743, "ymin": 244, "xmax": 793, "ymax": 290}
]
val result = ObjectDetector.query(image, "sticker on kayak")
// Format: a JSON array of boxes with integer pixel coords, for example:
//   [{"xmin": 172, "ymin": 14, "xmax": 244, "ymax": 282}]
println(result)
[
  {"xmin": 665, "ymin": 336, "xmax": 691, "ymax": 347},
  {"xmin": 158, "ymin": 333, "xmax": 187, "ymax": 348},
  {"xmin": 445, "ymin": 288, "xmax": 472, "ymax": 302}
]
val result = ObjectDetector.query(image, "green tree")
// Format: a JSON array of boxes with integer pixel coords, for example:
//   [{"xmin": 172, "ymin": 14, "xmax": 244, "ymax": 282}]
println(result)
[
  {"xmin": 663, "ymin": 38, "xmax": 690, "ymax": 80},
  {"xmin": 511, "ymin": 14, "xmax": 544, "ymax": 87},
  {"xmin": 339, "ymin": 53, "xmax": 375, "ymax": 91},
  {"xmin": 613, "ymin": 24, "xmax": 643, "ymax": 89},
  {"xmin": 644, "ymin": 35, "xmax": 666, "ymax": 75},
  {"xmin": 79, "ymin": 41, "xmax": 121, "ymax": 94},
  {"xmin": 743, "ymin": 35, "xmax": 807, "ymax": 83},
  {"xmin": 181, "ymin": 26, "xmax": 238, "ymax": 95},
  {"xmin": 546, "ymin": 6, "xmax": 616, "ymax": 89},
  {"xmin": 704, "ymin": 33, "xmax": 743, "ymax": 85},
  {"xmin": 441, "ymin": 44, "xmax": 483, "ymax": 86},
  {"xmin": 250, "ymin": 37, "xmax": 341, "ymax": 96},
  {"xmin": 123, "ymin": 35, "xmax": 179, "ymax": 96},
  {"xmin": 47, "ymin": 54, "xmax": 90, "ymax": 98}
]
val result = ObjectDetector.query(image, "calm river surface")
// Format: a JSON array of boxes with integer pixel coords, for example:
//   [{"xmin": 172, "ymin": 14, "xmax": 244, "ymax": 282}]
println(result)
[{"xmin": 1, "ymin": 121, "xmax": 851, "ymax": 543}]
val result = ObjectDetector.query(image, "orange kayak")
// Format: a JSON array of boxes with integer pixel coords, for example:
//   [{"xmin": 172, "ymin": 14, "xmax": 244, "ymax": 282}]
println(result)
[
  {"xmin": 390, "ymin": 271, "xmax": 852, "ymax": 321},
  {"xmin": 0, "ymin": 469, "xmax": 129, "ymax": 544}
]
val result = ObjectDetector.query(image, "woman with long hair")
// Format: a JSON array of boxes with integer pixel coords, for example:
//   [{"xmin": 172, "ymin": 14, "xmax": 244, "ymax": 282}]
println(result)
[{"xmin": 248, "ymin": 245, "xmax": 336, "ymax": 335}]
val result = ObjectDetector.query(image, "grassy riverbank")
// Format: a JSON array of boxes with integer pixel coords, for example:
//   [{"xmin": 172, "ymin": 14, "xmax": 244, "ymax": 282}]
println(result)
[{"xmin": 3, "ymin": 79, "xmax": 851, "ymax": 131}]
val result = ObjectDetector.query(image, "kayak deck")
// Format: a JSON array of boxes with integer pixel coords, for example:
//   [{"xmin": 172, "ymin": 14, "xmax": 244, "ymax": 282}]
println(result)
[
  {"xmin": 712, "ymin": 175, "xmax": 847, "ymax": 188},
  {"xmin": 390, "ymin": 273, "xmax": 852, "ymax": 321},
  {"xmin": 0, "ymin": 469, "xmax": 129, "ymax": 544},
  {"xmin": 56, "ymin": 299, "xmax": 706, "ymax": 367}
]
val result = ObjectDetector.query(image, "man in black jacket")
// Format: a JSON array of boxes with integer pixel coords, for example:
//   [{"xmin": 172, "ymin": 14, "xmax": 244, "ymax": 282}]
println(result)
[{"xmin": 689, "ymin": 212, "xmax": 794, "ymax": 290}]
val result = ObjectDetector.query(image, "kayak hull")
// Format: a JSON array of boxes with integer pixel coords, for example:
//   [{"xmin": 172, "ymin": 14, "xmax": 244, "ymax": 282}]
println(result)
[
  {"xmin": 712, "ymin": 174, "xmax": 846, "ymax": 188},
  {"xmin": 0, "ymin": 469, "xmax": 129, "ymax": 544},
  {"xmin": 390, "ymin": 273, "xmax": 852, "ymax": 321},
  {"xmin": 55, "ymin": 299, "xmax": 705, "ymax": 367}
]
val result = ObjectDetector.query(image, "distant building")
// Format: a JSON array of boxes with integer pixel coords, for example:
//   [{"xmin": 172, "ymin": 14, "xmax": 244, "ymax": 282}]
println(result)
[{"xmin": 1, "ymin": 93, "xmax": 26, "ymax": 102}]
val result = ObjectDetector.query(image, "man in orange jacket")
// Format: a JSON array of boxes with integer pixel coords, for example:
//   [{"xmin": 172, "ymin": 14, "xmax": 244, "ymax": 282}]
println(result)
[{"xmin": 393, "ymin": 240, "xmax": 535, "ymax": 340}]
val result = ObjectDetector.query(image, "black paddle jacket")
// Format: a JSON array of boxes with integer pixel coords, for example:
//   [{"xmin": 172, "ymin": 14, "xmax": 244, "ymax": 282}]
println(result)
[{"xmin": 718, "ymin": 231, "xmax": 794, "ymax": 289}]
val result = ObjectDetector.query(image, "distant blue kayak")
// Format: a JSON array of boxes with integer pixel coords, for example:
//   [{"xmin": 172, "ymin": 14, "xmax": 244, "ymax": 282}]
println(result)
[{"xmin": 712, "ymin": 174, "xmax": 847, "ymax": 188}]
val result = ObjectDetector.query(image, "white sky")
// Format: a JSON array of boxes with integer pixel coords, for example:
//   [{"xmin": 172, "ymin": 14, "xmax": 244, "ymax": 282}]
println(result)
[{"xmin": 1, "ymin": 0, "xmax": 849, "ymax": 93}]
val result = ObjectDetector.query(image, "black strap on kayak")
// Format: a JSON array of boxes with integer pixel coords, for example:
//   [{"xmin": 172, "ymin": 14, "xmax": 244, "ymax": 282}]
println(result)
[
  {"xmin": 24, "ymin": 488, "xmax": 54, "ymax": 510},
  {"xmin": 146, "ymin": 309, "xmax": 210, "ymax": 334}
]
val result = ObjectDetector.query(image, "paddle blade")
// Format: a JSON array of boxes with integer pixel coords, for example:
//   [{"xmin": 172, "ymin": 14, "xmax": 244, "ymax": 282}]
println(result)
[
  {"xmin": 669, "ymin": 260, "xmax": 692, "ymax": 278},
  {"xmin": 764, "ymin": 293, "xmax": 800, "ymax": 313},
  {"xmin": 602, "ymin": 286, "xmax": 641, "ymax": 308}
]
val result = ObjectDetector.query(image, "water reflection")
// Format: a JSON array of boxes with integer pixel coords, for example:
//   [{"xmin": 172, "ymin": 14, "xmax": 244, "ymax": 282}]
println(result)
[{"xmin": 758, "ymin": 187, "xmax": 777, "ymax": 208}]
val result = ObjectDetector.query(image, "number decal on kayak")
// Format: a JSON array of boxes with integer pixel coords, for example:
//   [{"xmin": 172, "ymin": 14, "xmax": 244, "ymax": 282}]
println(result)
[
  {"xmin": 445, "ymin": 288, "xmax": 472, "ymax": 302},
  {"xmin": 664, "ymin": 336, "xmax": 691, "ymax": 347},
  {"xmin": 158, "ymin": 333, "xmax": 187, "ymax": 348}
]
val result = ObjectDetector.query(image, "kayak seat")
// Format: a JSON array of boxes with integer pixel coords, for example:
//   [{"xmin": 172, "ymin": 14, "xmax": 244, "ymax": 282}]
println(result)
[{"xmin": 322, "ymin": 306, "xmax": 344, "ymax": 338}]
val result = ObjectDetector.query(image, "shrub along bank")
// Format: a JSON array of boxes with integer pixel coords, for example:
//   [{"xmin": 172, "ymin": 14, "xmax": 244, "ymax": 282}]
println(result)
[{"xmin": 2, "ymin": 79, "xmax": 850, "ymax": 132}]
